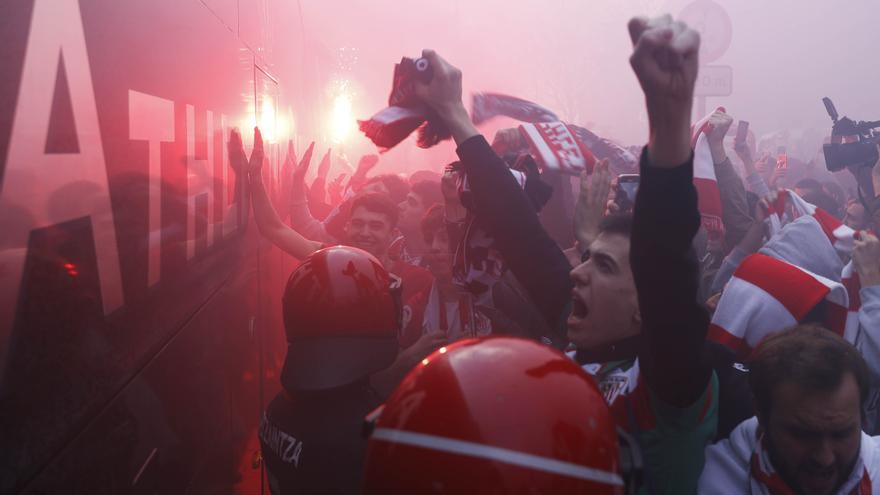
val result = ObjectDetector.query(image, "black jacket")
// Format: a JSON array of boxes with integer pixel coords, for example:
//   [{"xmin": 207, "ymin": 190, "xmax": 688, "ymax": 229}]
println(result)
[
  {"xmin": 633, "ymin": 149, "xmax": 753, "ymax": 427},
  {"xmin": 259, "ymin": 381, "xmax": 382, "ymax": 494},
  {"xmin": 631, "ymin": 150, "xmax": 711, "ymax": 407},
  {"xmin": 456, "ymin": 136, "xmax": 752, "ymax": 425},
  {"xmin": 456, "ymin": 136, "xmax": 572, "ymax": 341}
]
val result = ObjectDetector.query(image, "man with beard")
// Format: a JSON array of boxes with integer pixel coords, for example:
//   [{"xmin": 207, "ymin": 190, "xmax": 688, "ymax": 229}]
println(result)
[{"xmin": 700, "ymin": 326, "xmax": 880, "ymax": 494}]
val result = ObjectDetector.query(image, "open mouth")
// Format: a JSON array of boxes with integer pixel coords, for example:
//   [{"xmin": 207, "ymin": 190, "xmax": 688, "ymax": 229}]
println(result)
[{"xmin": 569, "ymin": 291, "xmax": 589, "ymax": 321}]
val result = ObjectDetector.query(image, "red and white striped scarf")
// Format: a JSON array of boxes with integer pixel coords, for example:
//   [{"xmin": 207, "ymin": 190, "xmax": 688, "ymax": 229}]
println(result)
[
  {"xmin": 452, "ymin": 169, "xmax": 527, "ymax": 303},
  {"xmin": 709, "ymin": 253, "xmax": 850, "ymax": 360},
  {"xmin": 763, "ymin": 189, "xmax": 862, "ymax": 342},
  {"xmin": 471, "ymin": 92, "xmax": 560, "ymax": 126},
  {"xmin": 518, "ymin": 121, "xmax": 597, "ymax": 175},
  {"xmin": 691, "ymin": 108, "xmax": 726, "ymax": 245},
  {"xmin": 703, "ymin": 418, "xmax": 880, "ymax": 495},
  {"xmin": 749, "ymin": 434, "xmax": 872, "ymax": 495},
  {"xmin": 764, "ymin": 189, "xmax": 856, "ymax": 254}
]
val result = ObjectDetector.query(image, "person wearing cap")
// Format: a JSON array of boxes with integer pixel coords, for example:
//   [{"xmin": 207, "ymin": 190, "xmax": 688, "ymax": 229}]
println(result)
[{"xmin": 257, "ymin": 246, "xmax": 404, "ymax": 495}]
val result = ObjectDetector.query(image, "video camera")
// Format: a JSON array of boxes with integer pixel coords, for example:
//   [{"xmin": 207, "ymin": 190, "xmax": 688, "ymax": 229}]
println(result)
[{"xmin": 822, "ymin": 97, "xmax": 880, "ymax": 172}]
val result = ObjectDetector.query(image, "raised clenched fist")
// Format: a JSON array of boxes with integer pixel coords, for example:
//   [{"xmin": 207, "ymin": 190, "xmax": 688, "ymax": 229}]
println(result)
[
  {"xmin": 853, "ymin": 231, "xmax": 880, "ymax": 287},
  {"xmin": 628, "ymin": 15, "xmax": 700, "ymax": 104},
  {"xmin": 628, "ymin": 15, "xmax": 701, "ymax": 168}
]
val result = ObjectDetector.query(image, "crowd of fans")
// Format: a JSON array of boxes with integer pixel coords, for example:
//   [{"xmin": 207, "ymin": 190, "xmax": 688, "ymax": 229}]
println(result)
[{"xmin": 235, "ymin": 14, "xmax": 880, "ymax": 495}]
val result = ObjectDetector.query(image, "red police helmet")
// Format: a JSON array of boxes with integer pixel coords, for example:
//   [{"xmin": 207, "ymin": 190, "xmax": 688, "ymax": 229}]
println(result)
[
  {"xmin": 362, "ymin": 337, "xmax": 623, "ymax": 494},
  {"xmin": 281, "ymin": 246, "xmax": 401, "ymax": 391}
]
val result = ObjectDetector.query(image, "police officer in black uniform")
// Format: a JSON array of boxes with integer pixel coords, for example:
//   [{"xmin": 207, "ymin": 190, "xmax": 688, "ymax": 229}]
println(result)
[{"xmin": 259, "ymin": 246, "xmax": 402, "ymax": 494}]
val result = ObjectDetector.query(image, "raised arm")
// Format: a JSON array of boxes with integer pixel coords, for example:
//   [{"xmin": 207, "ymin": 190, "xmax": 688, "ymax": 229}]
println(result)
[
  {"xmin": 286, "ymin": 143, "xmax": 336, "ymax": 243},
  {"xmin": 706, "ymin": 110, "xmax": 753, "ymax": 252},
  {"xmin": 347, "ymin": 154, "xmax": 380, "ymax": 194},
  {"xmin": 852, "ymin": 232, "xmax": 880, "ymax": 379},
  {"xmin": 628, "ymin": 15, "xmax": 712, "ymax": 407},
  {"xmin": 734, "ymin": 130, "xmax": 771, "ymax": 197},
  {"xmin": 307, "ymin": 148, "xmax": 333, "ymax": 219},
  {"xmin": 573, "ymin": 159, "xmax": 612, "ymax": 255},
  {"xmin": 233, "ymin": 128, "xmax": 322, "ymax": 260},
  {"xmin": 413, "ymin": 50, "xmax": 573, "ymax": 331},
  {"xmin": 276, "ymin": 139, "xmax": 296, "ymax": 223}
]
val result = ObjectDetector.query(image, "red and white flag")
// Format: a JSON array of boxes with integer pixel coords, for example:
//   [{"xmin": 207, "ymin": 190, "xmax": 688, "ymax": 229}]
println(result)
[
  {"xmin": 691, "ymin": 108, "xmax": 726, "ymax": 245},
  {"xmin": 518, "ymin": 121, "xmax": 597, "ymax": 175}
]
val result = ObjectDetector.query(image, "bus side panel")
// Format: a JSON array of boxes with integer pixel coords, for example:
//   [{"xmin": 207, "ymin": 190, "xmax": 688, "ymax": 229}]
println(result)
[
  {"xmin": 20, "ymin": 253, "xmax": 261, "ymax": 494},
  {"xmin": 0, "ymin": 0, "xmax": 271, "ymax": 492}
]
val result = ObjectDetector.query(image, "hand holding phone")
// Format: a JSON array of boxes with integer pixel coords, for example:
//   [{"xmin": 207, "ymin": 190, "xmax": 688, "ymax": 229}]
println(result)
[
  {"xmin": 734, "ymin": 121, "xmax": 749, "ymax": 149},
  {"xmin": 614, "ymin": 174, "xmax": 640, "ymax": 212},
  {"xmin": 776, "ymin": 146, "xmax": 788, "ymax": 170}
]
